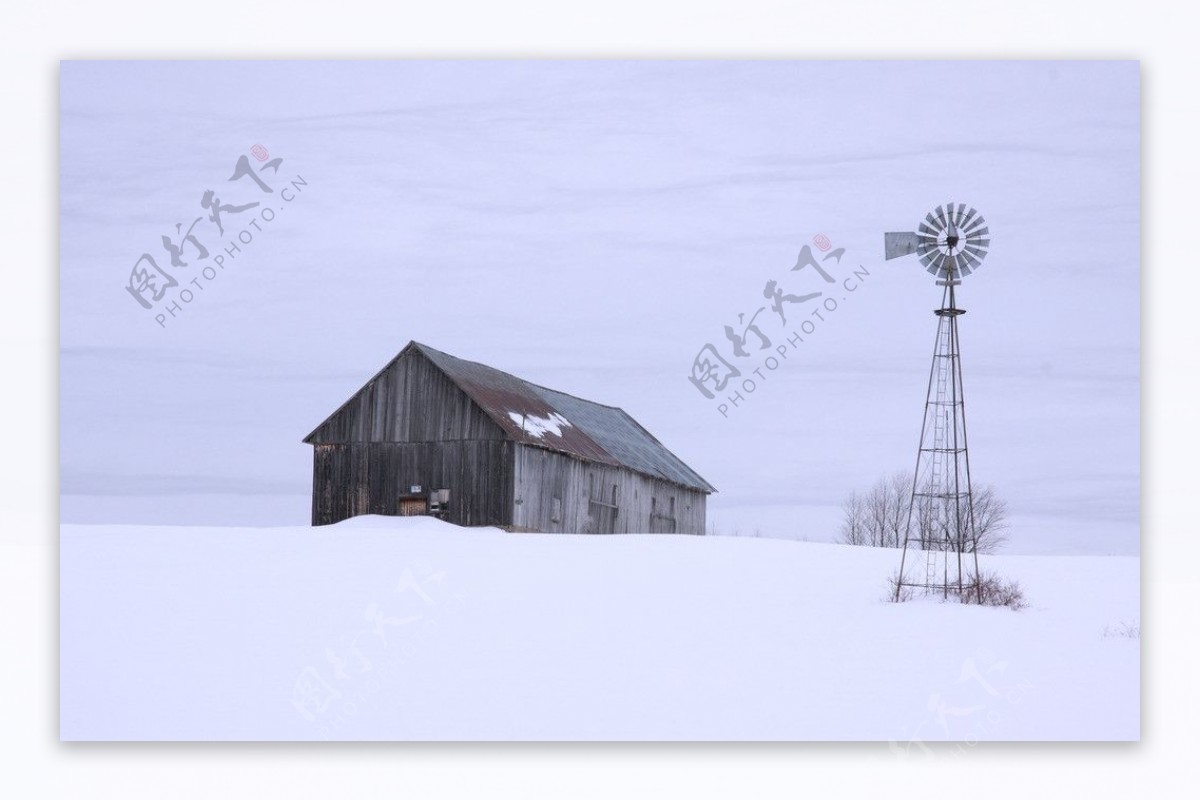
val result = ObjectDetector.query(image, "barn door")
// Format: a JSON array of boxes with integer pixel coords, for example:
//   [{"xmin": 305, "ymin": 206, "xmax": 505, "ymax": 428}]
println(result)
[
  {"xmin": 649, "ymin": 495, "xmax": 677, "ymax": 533},
  {"xmin": 587, "ymin": 474, "xmax": 619, "ymax": 534}
]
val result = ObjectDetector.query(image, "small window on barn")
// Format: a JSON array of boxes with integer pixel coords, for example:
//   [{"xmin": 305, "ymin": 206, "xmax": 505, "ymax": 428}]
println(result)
[
  {"xmin": 611, "ymin": 484, "xmax": 619, "ymax": 506},
  {"xmin": 552, "ymin": 496, "xmax": 562, "ymax": 524},
  {"xmin": 669, "ymin": 497, "xmax": 675, "ymax": 516}
]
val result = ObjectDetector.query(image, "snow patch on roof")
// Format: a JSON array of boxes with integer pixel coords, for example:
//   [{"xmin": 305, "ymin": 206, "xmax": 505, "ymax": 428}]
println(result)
[{"xmin": 508, "ymin": 410, "xmax": 572, "ymax": 439}]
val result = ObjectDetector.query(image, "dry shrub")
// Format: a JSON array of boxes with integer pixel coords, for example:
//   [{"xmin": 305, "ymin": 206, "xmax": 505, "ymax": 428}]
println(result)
[
  {"xmin": 884, "ymin": 571, "xmax": 914, "ymax": 603},
  {"xmin": 885, "ymin": 570, "xmax": 1027, "ymax": 610},
  {"xmin": 961, "ymin": 571, "xmax": 1028, "ymax": 611},
  {"xmin": 1101, "ymin": 620, "xmax": 1140, "ymax": 640}
]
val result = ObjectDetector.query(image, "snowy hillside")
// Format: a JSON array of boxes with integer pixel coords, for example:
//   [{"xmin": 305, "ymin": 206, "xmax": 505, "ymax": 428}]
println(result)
[{"xmin": 60, "ymin": 517, "xmax": 1138, "ymax": 741}]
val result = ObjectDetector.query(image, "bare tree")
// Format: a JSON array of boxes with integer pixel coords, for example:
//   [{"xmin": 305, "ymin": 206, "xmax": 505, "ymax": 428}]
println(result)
[
  {"xmin": 840, "ymin": 472, "xmax": 1009, "ymax": 554},
  {"xmin": 882, "ymin": 471, "xmax": 909, "ymax": 548},
  {"xmin": 865, "ymin": 481, "xmax": 889, "ymax": 546},
  {"xmin": 840, "ymin": 491, "xmax": 867, "ymax": 546},
  {"xmin": 966, "ymin": 485, "xmax": 1009, "ymax": 554},
  {"xmin": 840, "ymin": 471, "xmax": 908, "ymax": 548}
]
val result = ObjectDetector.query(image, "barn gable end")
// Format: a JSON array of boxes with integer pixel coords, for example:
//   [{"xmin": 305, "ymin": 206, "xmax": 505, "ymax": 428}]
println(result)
[{"xmin": 304, "ymin": 344, "xmax": 505, "ymax": 444}]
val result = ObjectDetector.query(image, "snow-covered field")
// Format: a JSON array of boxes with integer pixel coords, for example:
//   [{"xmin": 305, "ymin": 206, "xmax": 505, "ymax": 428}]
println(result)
[{"xmin": 60, "ymin": 516, "xmax": 1139, "ymax": 741}]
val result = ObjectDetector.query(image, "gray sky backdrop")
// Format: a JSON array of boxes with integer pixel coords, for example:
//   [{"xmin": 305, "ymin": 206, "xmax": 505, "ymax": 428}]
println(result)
[{"xmin": 59, "ymin": 61, "xmax": 1139, "ymax": 554}]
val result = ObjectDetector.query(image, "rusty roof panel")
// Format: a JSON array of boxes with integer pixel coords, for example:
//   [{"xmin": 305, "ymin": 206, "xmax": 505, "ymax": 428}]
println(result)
[
  {"xmin": 414, "ymin": 343, "xmax": 714, "ymax": 493},
  {"xmin": 414, "ymin": 344, "xmax": 620, "ymax": 467}
]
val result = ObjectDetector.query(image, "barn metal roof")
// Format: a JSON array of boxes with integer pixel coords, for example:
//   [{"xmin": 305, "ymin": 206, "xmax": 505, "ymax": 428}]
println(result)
[{"xmin": 414, "ymin": 342, "xmax": 716, "ymax": 493}]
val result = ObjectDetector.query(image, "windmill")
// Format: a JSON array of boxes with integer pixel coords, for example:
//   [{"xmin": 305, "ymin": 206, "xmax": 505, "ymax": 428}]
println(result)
[{"xmin": 884, "ymin": 204, "xmax": 991, "ymax": 602}]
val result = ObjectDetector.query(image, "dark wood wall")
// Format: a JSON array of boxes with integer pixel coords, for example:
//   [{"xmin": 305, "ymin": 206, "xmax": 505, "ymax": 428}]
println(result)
[{"xmin": 312, "ymin": 441, "xmax": 514, "ymax": 526}]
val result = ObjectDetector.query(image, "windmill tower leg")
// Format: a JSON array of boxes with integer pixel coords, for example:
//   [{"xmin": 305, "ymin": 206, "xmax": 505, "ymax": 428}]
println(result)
[
  {"xmin": 895, "ymin": 279, "xmax": 980, "ymax": 600},
  {"xmin": 950, "ymin": 304, "xmax": 985, "ymax": 604}
]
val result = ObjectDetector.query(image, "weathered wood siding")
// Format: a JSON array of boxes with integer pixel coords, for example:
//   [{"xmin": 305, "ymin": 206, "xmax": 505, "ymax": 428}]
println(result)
[
  {"xmin": 307, "ymin": 350, "xmax": 504, "ymax": 443},
  {"xmin": 312, "ymin": 441, "xmax": 514, "ymax": 526},
  {"xmin": 512, "ymin": 445, "xmax": 706, "ymax": 535}
]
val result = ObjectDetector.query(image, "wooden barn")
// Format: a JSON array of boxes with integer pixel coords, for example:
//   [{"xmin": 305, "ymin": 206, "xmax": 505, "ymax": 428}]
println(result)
[{"xmin": 303, "ymin": 341, "xmax": 715, "ymax": 533}]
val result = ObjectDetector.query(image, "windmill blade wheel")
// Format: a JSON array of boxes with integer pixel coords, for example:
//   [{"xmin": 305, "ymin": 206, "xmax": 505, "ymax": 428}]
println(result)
[{"xmin": 913, "ymin": 204, "xmax": 990, "ymax": 280}]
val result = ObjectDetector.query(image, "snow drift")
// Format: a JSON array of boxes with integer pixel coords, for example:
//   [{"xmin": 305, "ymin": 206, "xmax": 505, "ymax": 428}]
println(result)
[{"xmin": 60, "ymin": 516, "xmax": 1138, "ymax": 741}]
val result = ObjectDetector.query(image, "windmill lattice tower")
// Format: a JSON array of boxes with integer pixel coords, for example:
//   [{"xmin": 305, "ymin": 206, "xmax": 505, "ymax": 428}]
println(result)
[{"xmin": 884, "ymin": 204, "xmax": 991, "ymax": 601}]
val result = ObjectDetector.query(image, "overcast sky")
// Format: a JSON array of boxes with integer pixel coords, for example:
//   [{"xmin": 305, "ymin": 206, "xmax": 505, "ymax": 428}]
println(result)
[{"xmin": 59, "ymin": 61, "xmax": 1139, "ymax": 553}]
